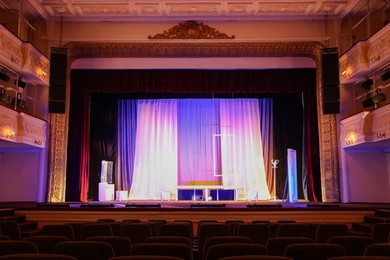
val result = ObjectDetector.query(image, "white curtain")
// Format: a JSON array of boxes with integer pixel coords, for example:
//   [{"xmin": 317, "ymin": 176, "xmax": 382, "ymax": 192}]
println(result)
[
  {"xmin": 129, "ymin": 99, "xmax": 178, "ymax": 200},
  {"xmin": 219, "ymin": 99, "xmax": 270, "ymax": 200}
]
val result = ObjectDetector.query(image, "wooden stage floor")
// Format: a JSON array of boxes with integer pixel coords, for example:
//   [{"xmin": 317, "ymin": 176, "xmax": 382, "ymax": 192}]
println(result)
[{"xmin": 3, "ymin": 200, "xmax": 389, "ymax": 229}]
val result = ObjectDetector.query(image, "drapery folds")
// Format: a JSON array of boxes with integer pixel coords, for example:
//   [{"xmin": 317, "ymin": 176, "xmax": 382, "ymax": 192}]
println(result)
[{"xmin": 68, "ymin": 69, "xmax": 320, "ymax": 202}]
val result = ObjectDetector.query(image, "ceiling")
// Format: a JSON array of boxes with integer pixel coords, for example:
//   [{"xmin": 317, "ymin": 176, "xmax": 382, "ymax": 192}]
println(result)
[{"xmin": 7, "ymin": 0, "xmax": 370, "ymax": 22}]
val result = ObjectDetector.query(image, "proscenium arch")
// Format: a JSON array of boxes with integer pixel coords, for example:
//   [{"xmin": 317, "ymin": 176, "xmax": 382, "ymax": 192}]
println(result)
[{"xmin": 47, "ymin": 41, "xmax": 340, "ymax": 203}]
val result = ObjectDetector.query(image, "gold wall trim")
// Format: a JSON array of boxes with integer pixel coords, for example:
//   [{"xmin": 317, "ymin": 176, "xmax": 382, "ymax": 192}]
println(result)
[{"xmin": 47, "ymin": 41, "xmax": 340, "ymax": 202}]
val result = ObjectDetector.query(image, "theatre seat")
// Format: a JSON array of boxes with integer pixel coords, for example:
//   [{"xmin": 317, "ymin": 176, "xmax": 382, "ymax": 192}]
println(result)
[
  {"xmin": 120, "ymin": 223, "xmax": 153, "ymax": 245},
  {"xmin": 0, "ymin": 253, "xmax": 78, "ymax": 260},
  {"xmin": 24, "ymin": 235, "xmax": 69, "ymax": 253},
  {"xmin": 205, "ymin": 243, "xmax": 267, "ymax": 260},
  {"xmin": 0, "ymin": 241, "xmax": 39, "ymax": 256},
  {"xmin": 132, "ymin": 242, "xmax": 193, "ymax": 260},
  {"xmin": 235, "ymin": 223, "xmax": 269, "ymax": 245},
  {"xmin": 54, "ymin": 241, "xmax": 115, "ymax": 260},
  {"xmin": 41, "ymin": 225, "xmax": 75, "ymax": 241},
  {"xmin": 327, "ymin": 236, "xmax": 376, "ymax": 256},
  {"xmin": 284, "ymin": 243, "xmax": 346, "ymax": 260},
  {"xmin": 266, "ymin": 237, "xmax": 313, "ymax": 256},
  {"xmin": 87, "ymin": 236, "xmax": 133, "ymax": 256}
]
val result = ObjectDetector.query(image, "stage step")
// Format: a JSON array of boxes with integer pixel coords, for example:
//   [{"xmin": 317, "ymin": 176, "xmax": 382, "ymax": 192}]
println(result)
[
  {"xmin": 0, "ymin": 208, "xmax": 15, "ymax": 217},
  {"xmin": 364, "ymin": 215, "xmax": 390, "ymax": 224},
  {"xmin": 0, "ymin": 215, "xmax": 27, "ymax": 223},
  {"xmin": 350, "ymin": 207, "xmax": 390, "ymax": 236},
  {"xmin": 0, "ymin": 208, "xmax": 42, "ymax": 238},
  {"xmin": 19, "ymin": 221, "xmax": 38, "ymax": 231},
  {"xmin": 351, "ymin": 222, "xmax": 373, "ymax": 234},
  {"xmin": 375, "ymin": 209, "xmax": 390, "ymax": 219}
]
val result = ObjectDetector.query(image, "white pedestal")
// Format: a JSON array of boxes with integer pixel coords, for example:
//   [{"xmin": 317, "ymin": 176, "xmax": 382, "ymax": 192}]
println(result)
[
  {"xmin": 98, "ymin": 183, "xmax": 115, "ymax": 201},
  {"xmin": 116, "ymin": 191, "xmax": 128, "ymax": 201}
]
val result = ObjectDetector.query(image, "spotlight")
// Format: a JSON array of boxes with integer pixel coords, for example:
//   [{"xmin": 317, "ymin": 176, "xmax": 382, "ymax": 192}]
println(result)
[
  {"xmin": 14, "ymin": 78, "xmax": 26, "ymax": 88},
  {"xmin": 361, "ymin": 94, "xmax": 374, "ymax": 109},
  {"xmin": 0, "ymin": 70, "xmax": 10, "ymax": 82},
  {"xmin": 361, "ymin": 77, "xmax": 373, "ymax": 89},
  {"xmin": 372, "ymin": 89, "xmax": 387, "ymax": 104},
  {"xmin": 381, "ymin": 69, "xmax": 390, "ymax": 81}
]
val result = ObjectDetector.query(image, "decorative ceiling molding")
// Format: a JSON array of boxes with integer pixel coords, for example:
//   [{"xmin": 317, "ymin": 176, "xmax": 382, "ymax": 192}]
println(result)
[
  {"xmin": 26, "ymin": 0, "xmax": 360, "ymax": 21},
  {"xmin": 148, "ymin": 21, "xmax": 235, "ymax": 40}
]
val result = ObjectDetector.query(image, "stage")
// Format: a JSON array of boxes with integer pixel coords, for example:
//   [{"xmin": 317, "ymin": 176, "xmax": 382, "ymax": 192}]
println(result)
[{"xmin": 3, "ymin": 200, "xmax": 387, "ymax": 232}]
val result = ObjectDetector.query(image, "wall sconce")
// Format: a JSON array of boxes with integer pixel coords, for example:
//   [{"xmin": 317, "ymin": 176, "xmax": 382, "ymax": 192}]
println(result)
[
  {"xmin": 361, "ymin": 77, "xmax": 373, "ymax": 89},
  {"xmin": 0, "ymin": 70, "xmax": 10, "ymax": 82},
  {"xmin": 381, "ymin": 69, "xmax": 390, "ymax": 81},
  {"xmin": 5, "ymin": 131, "xmax": 15, "ymax": 140}
]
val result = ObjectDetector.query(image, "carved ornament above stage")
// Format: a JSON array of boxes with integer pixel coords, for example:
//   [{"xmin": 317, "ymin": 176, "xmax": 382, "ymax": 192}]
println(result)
[
  {"xmin": 0, "ymin": 105, "xmax": 46, "ymax": 148},
  {"xmin": 148, "ymin": 21, "xmax": 235, "ymax": 40},
  {"xmin": 340, "ymin": 103, "xmax": 390, "ymax": 150}
]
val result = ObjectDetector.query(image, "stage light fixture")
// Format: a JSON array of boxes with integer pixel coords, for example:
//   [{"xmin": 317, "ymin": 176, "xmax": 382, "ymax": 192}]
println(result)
[
  {"xmin": 14, "ymin": 78, "xmax": 26, "ymax": 88},
  {"xmin": 361, "ymin": 94, "xmax": 374, "ymax": 109},
  {"xmin": 381, "ymin": 69, "xmax": 390, "ymax": 81},
  {"xmin": 361, "ymin": 77, "xmax": 373, "ymax": 89},
  {"xmin": 371, "ymin": 88, "xmax": 387, "ymax": 105},
  {"xmin": 0, "ymin": 70, "xmax": 10, "ymax": 82}
]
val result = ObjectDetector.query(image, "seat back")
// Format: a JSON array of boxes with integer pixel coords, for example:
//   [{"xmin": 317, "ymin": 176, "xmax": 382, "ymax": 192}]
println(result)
[
  {"xmin": 42, "ymin": 224, "xmax": 75, "ymax": 241},
  {"xmin": 54, "ymin": 241, "xmax": 115, "ymax": 260},
  {"xmin": 284, "ymin": 243, "xmax": 346, "ymax": 260},
  {"xmin": 364, "ymin": 243, "xmax": 390, "ymax": 256},
  {"xmin": 265, "ymin": 237, "xmax": 313, "ymax": 256},
  {"xmin": 120, "ymin": 223, "xmax": 153, "ymax": 245},
  {"xmin": 202, "ymin": 236, "xmax": 252, "ymax": 260},
  {"xmin": 219, "ymin": 256, "xmax": 294, "ymax": 260},
  {"xmin": 87, "ymin": 236, "xmax": 133, "ymax": 256},
  {"xmin": 197, "ymin": 223, "xmax": 230, "ymax": 259},
  {"xmin": 235, "ymin": 223, "xmax": 269, "ymax": 245},
  {"xmin": 145, "ymin": 236, "xmax": 192, "ymax": 248},
  {"xmin": 0, "ymin": 253, "xmax": 78, "ymax": 260},
  {"xmin": 24, "ymin": 235, "xmax": 69, "ymax": 253},
  {"xmin": 276, "ymin": 223, "xmax": 311, "ymax": 238},
  {"xmin": 107, "ymin": 256, "xmax": 184, "ymax": 260},
  {"xmin": 205, "ymin": 243, "xmax": 267, "ymax": 260},
  {"xmin": 314, "ymin": 224, "xmax": 349, "ymax": 243},
  {"xmin": 0, "ymin": 241, "xmax": 38, "ymax": 256},
  {"xmin": 370, "ymin": 223, "xmax": 390, "ymax": 243},
  {"xmin": 327, "ymin": 236, "xmax": 376, "ymax": 256},
  {"xmin": 159, "ymin": 222, "xmax": 193, "ymax": 241},
  {"xmin": 0, "ymin": 221, "xmax": 21, "ymax": 240},
  {"xmin": 132, "ymin": 243, "xmax": 193, "ymax": 260},
  {"xmin": 328, "ymin": 257, "xmax": 390, "ymax": 260},
  {"xmin": 80, "ymin": 223, "xmax": 113, "ymax": 240}
]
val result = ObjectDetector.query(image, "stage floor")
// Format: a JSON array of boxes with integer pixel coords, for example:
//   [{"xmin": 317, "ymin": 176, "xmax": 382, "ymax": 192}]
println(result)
[{"xmin": 3, "ymin": 200, "xmax": 389, "ymax": 230}]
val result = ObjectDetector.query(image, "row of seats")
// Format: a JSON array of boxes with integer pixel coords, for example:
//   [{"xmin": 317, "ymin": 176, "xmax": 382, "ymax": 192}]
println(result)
[
  {"xmin": 1, "ymin": 239, "xmax": 390, "ymax": 260},
  {"xmin": 1, "ymin": 220, "xmax": 390, "ymax": 260}
]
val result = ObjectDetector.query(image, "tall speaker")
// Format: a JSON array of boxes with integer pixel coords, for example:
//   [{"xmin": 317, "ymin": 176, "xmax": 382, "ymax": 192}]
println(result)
[
  {"xmin": 321, "ymin": 48, "xmax": 340, "ymax": 114},
  {"xmin": 49, "ymin": 47, "xmax": 67, "ymax": 114}
]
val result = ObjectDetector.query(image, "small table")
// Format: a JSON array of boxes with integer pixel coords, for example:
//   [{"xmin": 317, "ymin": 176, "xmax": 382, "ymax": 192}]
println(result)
[{"xmin": 175, "ymin": 185, "xmax": 236, "ymax": 201}]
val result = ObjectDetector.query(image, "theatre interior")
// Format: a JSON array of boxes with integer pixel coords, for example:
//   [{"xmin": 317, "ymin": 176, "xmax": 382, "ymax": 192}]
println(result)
[{"xmin": 0, "ymin": 0, "xmax": 390, "ymax": 259}]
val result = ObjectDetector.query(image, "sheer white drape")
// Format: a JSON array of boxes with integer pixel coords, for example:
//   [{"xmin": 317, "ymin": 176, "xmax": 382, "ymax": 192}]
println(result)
[
  {"xmin": 219, "ymin": 99, "xmax": 270, "ymax": 200},
  {"xmin": 129, "ymin": 99, "xmax": 178, "ymax": 200}
]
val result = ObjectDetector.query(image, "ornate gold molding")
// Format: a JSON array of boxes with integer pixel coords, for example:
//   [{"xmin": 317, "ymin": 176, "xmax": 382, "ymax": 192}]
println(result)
[
  {"xmin": 47, "ymin": 40, "xmax": 340, "ymax": 202},
  {"xmin": 47, "ymin": 113, "xmax": 67, "ymax": 202},
  {"xmin": 148, "ymin": 21, "xmax": 235, "ymax": 40}
]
